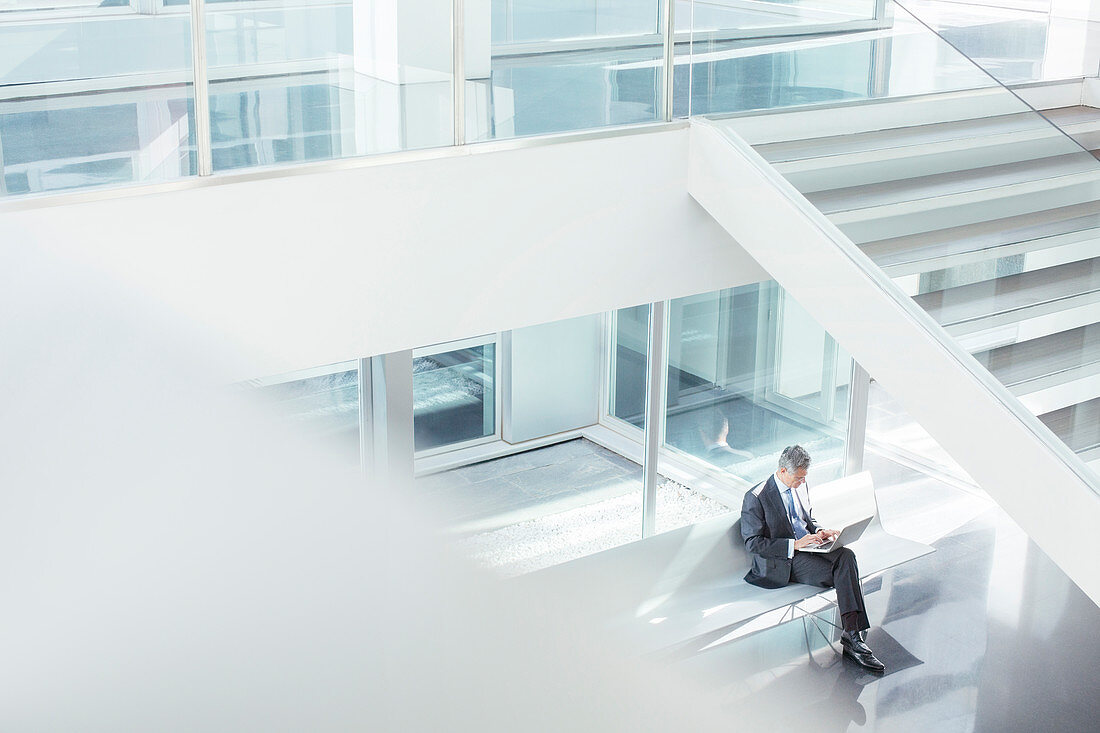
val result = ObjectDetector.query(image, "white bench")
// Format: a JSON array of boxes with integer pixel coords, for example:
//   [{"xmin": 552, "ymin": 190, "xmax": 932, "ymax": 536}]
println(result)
[{"xmin": 517, "ymin": 471, "xmax": 933, "ymax": 655}]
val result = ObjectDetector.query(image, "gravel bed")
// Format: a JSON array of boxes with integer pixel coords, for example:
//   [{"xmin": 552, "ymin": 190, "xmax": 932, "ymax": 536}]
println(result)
[{"xmin": 452, "ymin": 479, "xmax": 732, "ymax": 577}]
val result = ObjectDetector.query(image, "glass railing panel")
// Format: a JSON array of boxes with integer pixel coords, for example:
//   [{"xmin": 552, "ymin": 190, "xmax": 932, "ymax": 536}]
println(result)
[
  {"xmin": 902, "ymin": 0, "xmax": 1100, "ymax": 85},
  {"xmin": 701, "ymin": 0, "xmax": 1100, "ymax": 478},
  {"xmin": 203, "ymin": 0, "xmax": 453, "ymax": 173},
  {"xmin": 683, "ymin": 3, "xmax": 1003, "ymax": 117},
  {"xmin": 492, "ymin": 0, "xmax": 660, "ymax": 45},
  {"xmin": 677, "ymin": 0, "xmax": 880, "ymax": 35},
  {"xmin": 0, "ymin": 0, "xmax": 197, "ymax": 196},
  {"xmin": 465, "ymin": 1, "xmax": 667, "ymax": 141}
]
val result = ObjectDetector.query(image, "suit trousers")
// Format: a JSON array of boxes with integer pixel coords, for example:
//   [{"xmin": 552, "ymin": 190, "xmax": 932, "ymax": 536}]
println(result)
[{"xmin": 790, "ymin": 547, "xmax": 869, "ymax": 631}]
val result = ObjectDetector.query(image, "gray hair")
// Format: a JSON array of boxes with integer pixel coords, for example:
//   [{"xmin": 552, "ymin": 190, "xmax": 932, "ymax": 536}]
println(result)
[{"xmin": 778, "ymin": 445, "xmax": 812, "ymax": 473}]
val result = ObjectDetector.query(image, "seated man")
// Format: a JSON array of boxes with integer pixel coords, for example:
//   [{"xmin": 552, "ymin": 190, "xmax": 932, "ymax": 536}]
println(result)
[{"xmin": 740, "ymin": 444, "xmax": 885, "ymax": 672}]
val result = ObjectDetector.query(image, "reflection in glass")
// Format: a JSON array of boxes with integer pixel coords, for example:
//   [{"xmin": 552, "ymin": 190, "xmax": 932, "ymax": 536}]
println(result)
[
  {"xmin": 609, "ymin": 304, "xmax": 650, "ymax": 429},
  {"xmin": 414, "ymin": 343, "xmax": 496, "ymax": 452},
  {"xmin": 681, "ymin": 3, "xmax": 999, "ymax": 118},
  {"xmin": 248, "ymin": 362, "xmax": 361, "ymax": 464},
  {"xmin": 680, "ymin": 0, "xmax": 878, "ymax": 34},
  {"xmin": 663, "ymin": 282, "xmax": 849, "ymax": 483},
  {"xmin": 903, "ymin": 0, "xmax": 1095, "ymax": 86},
  {"xmin": 465, "ymin": 1, "xmax": 665, "ymax": 141},
  {"xmin": 205, "ymin": 0, "xmax": 452, "ymax": 173},
  {"xmin": 0, "ymin": 2, "xmax": 196, "ymax": 196}
]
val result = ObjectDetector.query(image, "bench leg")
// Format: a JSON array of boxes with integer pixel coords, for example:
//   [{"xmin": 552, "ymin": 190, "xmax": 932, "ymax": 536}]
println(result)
[{"xmin": 795, "ymin": 601, "xmax": 842, "ymax": 654}]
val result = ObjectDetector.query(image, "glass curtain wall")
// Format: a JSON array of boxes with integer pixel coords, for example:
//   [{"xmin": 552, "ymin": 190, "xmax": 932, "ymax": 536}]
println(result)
[
  {"xmin": 661, "ymin": 282, "xmax": 850, "ymax": 486},
  {"xmin": 417, "ymin": 315, "xmax": 655, "ymax": 575},
  {"xmin": 204, "ymin": 0, "xmax": 453, "ymax": 172},
  {"xmin": 1, "ymin": 0, "xmax": 902, "ymax": 197},
  {"xmin": 242, "ymin": 288, "xmax": 858, "ymax": 574},
  {"xmin": 0, "ymin": 0, "xmax": 197, "ymax": 196}
]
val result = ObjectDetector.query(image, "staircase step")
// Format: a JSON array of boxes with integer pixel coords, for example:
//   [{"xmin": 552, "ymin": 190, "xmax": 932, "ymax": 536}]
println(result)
[
  {"xmin": 916, "ymin": 256, "xmax": 1100, "ymax": 333},
  {"xmin": 1041, "ymin": 106, "xmax": 1100, "ymax": 154},
  {"xmin": 1039, "ymin": 395, "xmax": 1100, "ymax": 455},
  {"xmin": 809, "ymin": 154, "xmax": 1098, "ymax": 215},
  {"xmin": 862, "ymin": 200, "xmax": 1100, "ymax": 267},
  {"xmin": 1042, "ymin": 106, "xmax": 1100, "ymax": 127},
  {"xmin": 830, "ymin": 169, "xmax": 1100, "ymax": 242},
  {"xmin": 757, "ymin": 113, "xmax": 1046, "ymax": 163},
  {"xmin": 974, "ymin": 324, "xmax": 1100, "ymax": 414},
  {"xmin": 767, "ymin": 116, "xmax": 1079, "ymax": 193},
  {"xmin": 725, "ymin": 87, "xmax": 1030, "ymax": 146}
]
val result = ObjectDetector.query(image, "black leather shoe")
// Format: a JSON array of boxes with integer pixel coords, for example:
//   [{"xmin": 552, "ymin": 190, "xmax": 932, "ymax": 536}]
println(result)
[{"xmin": 841, "ymin": 631, "xmax": 885, "ymax": 673}]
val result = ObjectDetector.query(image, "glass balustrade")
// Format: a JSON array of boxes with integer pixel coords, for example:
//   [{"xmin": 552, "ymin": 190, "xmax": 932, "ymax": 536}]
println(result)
[
  {"xmin": 203, "ymin": 0, "xmax": 453, "ymax": 171},
  {"xmin": 0, "ymin": 0, "xmax": 197, "ymax": 196},
  {"xmin": 0, "ymin": 0, "xmax": 896, "ymax": 193},
  {"xmin": 901, "ymin": 0, "xmax": 1100, "ymax": 85}
]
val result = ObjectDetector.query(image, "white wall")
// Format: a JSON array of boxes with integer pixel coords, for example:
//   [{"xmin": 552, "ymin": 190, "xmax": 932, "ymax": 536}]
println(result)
[
  {"xmin": 503, "ymin": 314, "xmax": 602, "ymax": 443},
  {"xmin": 1, "ymin": 126, "xmax": 766, "ymax": 380}
]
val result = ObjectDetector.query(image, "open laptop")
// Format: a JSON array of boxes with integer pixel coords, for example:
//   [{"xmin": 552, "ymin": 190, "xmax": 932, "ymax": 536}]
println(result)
[{"xmin": 797, "ymin": 515, "xmax": 873, "ymax": 553}]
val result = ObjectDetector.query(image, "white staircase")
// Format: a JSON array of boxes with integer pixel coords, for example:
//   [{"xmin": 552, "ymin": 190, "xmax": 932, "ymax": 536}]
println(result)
[{"xmin": 720, "ymin": 96, "xmax": 1100, "ymax": 474}]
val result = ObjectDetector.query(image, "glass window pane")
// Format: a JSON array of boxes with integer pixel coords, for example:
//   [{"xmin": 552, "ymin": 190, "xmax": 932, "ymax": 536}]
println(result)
[
  {"xmin": 205, "ymin": 0, "xmax": 453, "ymax": 173},
  {"xmin": 414, "ymin": 343, "xmax": 496, "ymax": 452},
  {"xmin": 0, "ymin": 1, "xmax": 196, "ymax": 197},
  {"xmin": 410, "ymin": 309, "xmax": 732, "ymax": 575},
  {"xmin": 774, "ymin": 290, "xmax": 828, "ymax": 414},
  {"xmin": 609, "ymin": 304, "xmax": 650, "ymax": 429},
  {"xmin": 664, "ymin": 282, "xmax": 849, "ymax": 483}
]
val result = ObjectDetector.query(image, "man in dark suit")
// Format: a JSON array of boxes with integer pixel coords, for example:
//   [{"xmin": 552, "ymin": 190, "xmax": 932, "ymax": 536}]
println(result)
[{"xmin": 740, "ymin": 444, "xmax": 885, "ymax": 672}]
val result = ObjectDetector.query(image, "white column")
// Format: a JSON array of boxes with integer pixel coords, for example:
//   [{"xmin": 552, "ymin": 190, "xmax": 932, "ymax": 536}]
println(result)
[
  {"xmin": 641, "ymin": 300, "xmax": 668, "ymax": 538},
  {"xmin": 363, "ymin": 351, "xmax": 415, "ymax": 488}
]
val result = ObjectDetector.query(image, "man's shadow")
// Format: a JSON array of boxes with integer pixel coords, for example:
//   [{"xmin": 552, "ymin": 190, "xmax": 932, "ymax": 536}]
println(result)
[{"xmin": 799, "ymin": 621, "xmax": 924, "ymax": 731}]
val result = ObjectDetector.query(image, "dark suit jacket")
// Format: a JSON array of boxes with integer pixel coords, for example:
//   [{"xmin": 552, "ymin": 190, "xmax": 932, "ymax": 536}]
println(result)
[{"xmin": 740, "ymin": 475, "xmax": 821, "ymax": 588}]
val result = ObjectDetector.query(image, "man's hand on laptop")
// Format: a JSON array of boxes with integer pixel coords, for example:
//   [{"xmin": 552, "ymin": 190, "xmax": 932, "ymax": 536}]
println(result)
[
  {"xmin": 796, "ymin": 530, "xmax": 840, "ymax": 549},
  {"xmin": 795, "ymin": 534, "xmax": 824, "ymax": 549}
]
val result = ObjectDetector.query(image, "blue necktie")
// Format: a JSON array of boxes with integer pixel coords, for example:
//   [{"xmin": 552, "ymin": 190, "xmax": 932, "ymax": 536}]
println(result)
[{"xmin": 783, "ymin": 488, "xmax": 809, "ymax": 539}]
